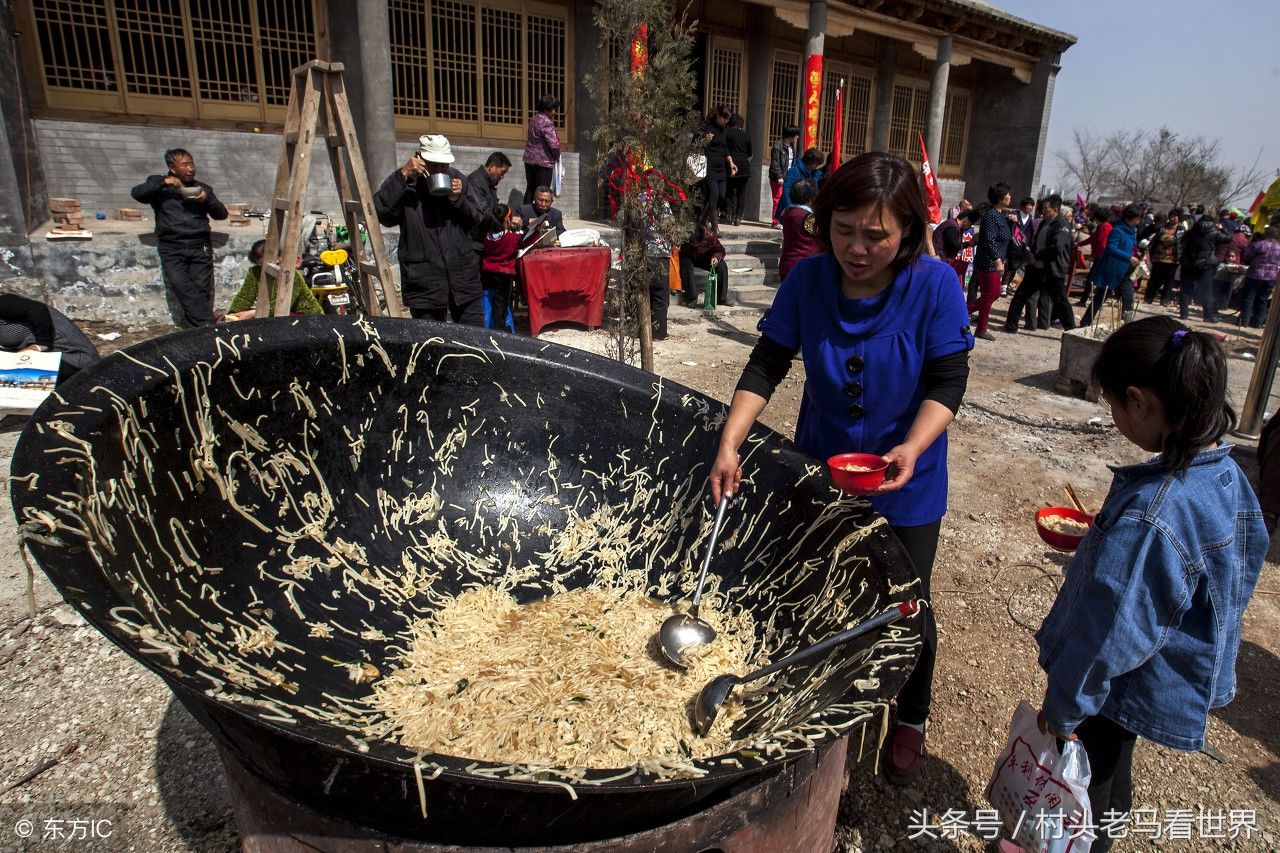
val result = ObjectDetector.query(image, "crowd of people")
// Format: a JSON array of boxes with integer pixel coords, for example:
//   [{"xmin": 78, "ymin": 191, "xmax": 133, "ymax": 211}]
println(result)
[{"xmin": 920, "ymin": 190, "xmax": 1280, "ymax": 338}]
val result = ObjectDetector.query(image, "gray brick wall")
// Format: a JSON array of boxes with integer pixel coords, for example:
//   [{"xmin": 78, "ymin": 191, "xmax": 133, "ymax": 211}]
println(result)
[{"xmin": 34, "ymin": 119, "xmax": 581, "ymax": 221}]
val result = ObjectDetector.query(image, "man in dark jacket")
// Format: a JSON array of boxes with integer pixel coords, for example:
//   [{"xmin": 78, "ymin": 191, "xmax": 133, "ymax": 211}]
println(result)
[
  {"xmin": 1179, "ymin": 216, "xmax": 1232, "ymax": 322},
  {"xmin": 131, "ymin": 148, "xmax": 228, "ymax": 328},
  {"xmin": 374, "ymin": 134, "xmax": 485, "ymax": 325},
  {"xmin": 464, "ymin": 151, "xmax": 512, "ymax": 243},
  {"xmin": 768, "ymin": 125, "xmax": 799, "ymax": 227},
  {"xmin": 1002, "ymin": 194, "xmax": 1077, "ymax": 333},
  {"xmin": 517, "ymin": 187, "xmax": 566, "ymax": 240}
]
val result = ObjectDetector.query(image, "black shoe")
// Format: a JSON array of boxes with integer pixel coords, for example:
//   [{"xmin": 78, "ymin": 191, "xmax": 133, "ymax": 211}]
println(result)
[
  {"xmin": 1000, "ymin": 325, "xmax": 1017, "ymax": 334},
  {"xmin": 976, "ymin": 331, "xmax": 996, "ymax": 341}
]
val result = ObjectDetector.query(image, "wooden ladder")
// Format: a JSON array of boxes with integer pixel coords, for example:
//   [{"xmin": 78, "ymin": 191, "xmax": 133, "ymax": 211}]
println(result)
[{"xmin": 259, "ymin": 60, "xmax": 404, "ymax": 318}]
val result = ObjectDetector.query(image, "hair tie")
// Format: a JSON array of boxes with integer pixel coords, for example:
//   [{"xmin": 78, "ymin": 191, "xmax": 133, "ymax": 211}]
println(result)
[{"xmin": 1171, "ymin": 329, "xmax": 1189, "ymax": 350}]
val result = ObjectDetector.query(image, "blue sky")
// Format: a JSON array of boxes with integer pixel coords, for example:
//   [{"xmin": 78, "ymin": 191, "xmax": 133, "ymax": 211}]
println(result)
[{"xmin": 992, "ymin": 0, "xmax": 1278, "ymax": 201}]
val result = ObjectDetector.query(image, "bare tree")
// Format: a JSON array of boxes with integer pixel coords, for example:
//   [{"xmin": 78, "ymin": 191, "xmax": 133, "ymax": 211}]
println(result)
[
  {"xmin": 1058, "ymin": 126, "xmax": 1272, "ymax": 211},
  {"xmin": 1055, "ymin": 129, "xmax": 1114, "ymax": 202}
]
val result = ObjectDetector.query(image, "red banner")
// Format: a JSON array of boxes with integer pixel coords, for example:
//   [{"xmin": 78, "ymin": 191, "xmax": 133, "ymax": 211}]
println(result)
[
  {"xmin": 802, "ymin": 54, "xmax": 823, "ymax": 152},
  {"xmin": 829, "ymin": 79, "xmax": 844, "ymax": 173},
  {"xmin": 629, "ymin": 24, "xmax": 649, "ymax": 77},
  {"xmin": 918, "ymin": 132, "xmax": 942, "ymax": 225}
]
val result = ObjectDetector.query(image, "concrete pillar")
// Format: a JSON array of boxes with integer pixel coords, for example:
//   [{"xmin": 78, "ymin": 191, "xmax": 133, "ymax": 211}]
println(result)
[
  {"xmin": 963, "ymin": 52, "xmax": 1061, "ymax": 204},
  {"xmin": 802, "ymin": 0, "xmax": 827, "ymax": 151},
  {"xmin": 572, "ymin": 1, "xmax": 602, "ymax": 218},
  {"xmin": 924, "ymin": 36, "xmax": 952, "ymax": 166},
  {"xmin": 0, "ymin": 2, "xmax": 47, "ymax": 279},
  {"xmin": 326, "ymin": 0, "xmax": 398, "ymax": 189},
  {"xmin": 744, "ymin": 6, "xmax": 773, "ymax": 223},
  {"xmin": 870, "ymin": 39, "xmax": 896, "ymax": 152}
]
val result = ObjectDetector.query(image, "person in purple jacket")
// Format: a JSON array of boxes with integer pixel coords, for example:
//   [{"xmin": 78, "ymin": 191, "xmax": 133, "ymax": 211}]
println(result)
[
  {"xmin": 522, "ymin": 94, "xmax": 561, "ymax": 204},
  {"xmin": 1240, "ymin": 225, "xmax": 1280, "ymax": 327},
  {"xmin": 710, "ymin": 151, "xmax": 974, "ymax": 787}
]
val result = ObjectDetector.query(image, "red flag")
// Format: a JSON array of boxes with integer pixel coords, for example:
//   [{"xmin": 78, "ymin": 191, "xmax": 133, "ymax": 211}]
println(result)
[
  {"xmin": 1075, "ymin": 193, "xmax": 1086, "ymax": 212},
  {"xmin": 1248, "ymin": 191, "xmax": 1266, "ymax": 217},
  {"xmin": 918, "ymin": 132, "xmax": 941, "ymax": 224},
  {"xmin": 829, "ymin": 79, "xmax": 844, "ymax": 173}
]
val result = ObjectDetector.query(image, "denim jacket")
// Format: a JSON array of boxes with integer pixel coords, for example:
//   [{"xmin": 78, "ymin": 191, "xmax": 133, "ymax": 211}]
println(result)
[{"xmin": 1035, "ymin": 445, "xmax": 1266, "ymax": 751}]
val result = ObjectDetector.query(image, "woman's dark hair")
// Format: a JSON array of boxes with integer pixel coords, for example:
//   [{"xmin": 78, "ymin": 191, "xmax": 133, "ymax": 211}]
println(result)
[
  {"xmin": 493, "ymin": 203, "xmax": 510, "ymax": 223},
  {"xmin": 801, "ymin": 147, "xmax": 826, "ymax": 168},
  {"xmin": 728, "ymin": 113, "xmax": 744, "ymax": 129},
  {"xmin": 955, "ymin": 207, "xmax": 976, "ymax": 224},
  {"xmin": 782, "ymin": 124, "xmax": 801, "ymax": 139},
  {"xmin": 1020, "ymin": 197, "xmax": 1035, "ymax": 208},
  {"xmin": 790, "ymin": 179, "xmax": 816, "ymax": 206},
  {"xmin": 706, "ymin": 105, "xmax": 731, "ymax": 124},
  {"xmin": 811, "ymin": 151, "xmax": 927, "ymax": 269},
  {"xmin": 1091, "ymin": 315, "xmax": 1235, "ymax": 473},
  {"xmin": 1122, "ymin": 203, "xmax": 1142, "ymax": 221},
  {"xmin": 987, "ymin": 182, "xmax": 1011, "ymax": 205},
  {"xmin": 535, "ymin": 94, "xmax": 561, "ymax": 113},
  {"xmin": 1091, "ymin": 206, "xmax": 1109, "ymax": 224},
  {"xmin": 249, "ymin": 239, "xmax": 266, "ymax": 265}
]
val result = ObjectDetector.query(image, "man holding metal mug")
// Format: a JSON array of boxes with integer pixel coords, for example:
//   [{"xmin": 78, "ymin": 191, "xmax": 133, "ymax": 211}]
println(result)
[{"xmin": 374, "ymin": 134, "xmax": 485, "ymax": 325}]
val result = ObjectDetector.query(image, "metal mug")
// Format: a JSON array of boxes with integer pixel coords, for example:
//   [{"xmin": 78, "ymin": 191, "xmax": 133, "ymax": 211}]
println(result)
[{"xmin": 428, "ymin": 172, "xmax": 453, "ymax": 196}]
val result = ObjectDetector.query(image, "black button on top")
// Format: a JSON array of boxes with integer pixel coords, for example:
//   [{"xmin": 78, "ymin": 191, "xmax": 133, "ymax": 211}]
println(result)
[
  {"xmin": 843, "ymin": 380, "xmax": 862, "ymax": 398},
  {"xmin": 845, "ymin": 355, "xmax": 865, "ymax": 375},
  {"xmin": 847, "ymin": 403, "xmax": 864, "ymax": 418}
]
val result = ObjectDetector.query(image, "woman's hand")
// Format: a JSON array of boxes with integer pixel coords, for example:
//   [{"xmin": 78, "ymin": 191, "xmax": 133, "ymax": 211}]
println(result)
[
  {"xmin": 1036, "ymin": 692, "xmax": 1078, "ymax": 741},
  {"xmin": 710, "ymin": 442, "xmax": 741, "ymax": 504},
  {"xmin": 872, "ymin": 443, "xmax": 920, "ymax": 494}
]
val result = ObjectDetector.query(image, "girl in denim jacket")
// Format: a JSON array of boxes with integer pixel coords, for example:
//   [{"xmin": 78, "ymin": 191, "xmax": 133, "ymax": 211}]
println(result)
[{"xmin": 1035, "ymin": 316, "xmax": 1266, "ymax": 851}]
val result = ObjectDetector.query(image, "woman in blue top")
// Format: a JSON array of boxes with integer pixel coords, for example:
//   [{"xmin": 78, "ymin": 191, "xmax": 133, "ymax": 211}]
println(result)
[
  {"xmin": 1080, "ymin": 203, "xmax": 1141, "ymax": 326},
  {"xmin": 710, "ymin": 151, "xmax": 974, "ymax": 786}
]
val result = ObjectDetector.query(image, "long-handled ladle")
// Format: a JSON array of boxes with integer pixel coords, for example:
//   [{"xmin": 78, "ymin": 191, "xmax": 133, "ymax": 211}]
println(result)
[
  {"xmin": 659, "ymin": 495, "xmax": 730, "ymax": 668},
  {"xmin": 692, "ymin": 600, "xmax": 919, "ymax": 736}
]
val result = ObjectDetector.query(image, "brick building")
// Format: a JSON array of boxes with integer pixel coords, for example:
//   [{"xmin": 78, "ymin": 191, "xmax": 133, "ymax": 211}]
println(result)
[{"xmin": 0, "ymin": 0, "xmax": 1072, "ymax": 316}]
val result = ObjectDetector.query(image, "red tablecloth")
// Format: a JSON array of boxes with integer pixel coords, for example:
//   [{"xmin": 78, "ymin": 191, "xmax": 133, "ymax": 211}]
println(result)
[{"xmin": 518, "ymin": 247, "xmax": 610, "ymax": 336}]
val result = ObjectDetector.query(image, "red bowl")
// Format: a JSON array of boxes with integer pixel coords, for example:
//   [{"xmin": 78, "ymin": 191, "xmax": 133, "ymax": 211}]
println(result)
[
  {"xmin": 1035, "ymin": 507, "xmax": 1093, "ymax": 552},
  {"xmin": 828, "ymin": 453, "xmax": 888, "ymax": 494}
]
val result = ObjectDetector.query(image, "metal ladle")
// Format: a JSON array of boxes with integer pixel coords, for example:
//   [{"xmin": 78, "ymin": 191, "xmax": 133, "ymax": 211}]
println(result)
[
  {"xmin": 692, "ymin": 599, "xmax": 919, "ymax": 736},
  {"xmin": 659, "ymin": 495, "xmax": 730, "ymax": 668}
]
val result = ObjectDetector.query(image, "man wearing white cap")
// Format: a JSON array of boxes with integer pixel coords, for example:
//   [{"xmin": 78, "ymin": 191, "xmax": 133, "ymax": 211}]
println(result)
[{"xmin": 374, "ymin": 134, "xmax": 486, "ymax": 325}]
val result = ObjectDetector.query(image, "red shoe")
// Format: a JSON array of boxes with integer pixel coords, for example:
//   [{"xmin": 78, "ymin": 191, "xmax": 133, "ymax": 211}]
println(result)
[{"xmin": 884, "ymin": 723, "xmax": 926, "ymax": 785}]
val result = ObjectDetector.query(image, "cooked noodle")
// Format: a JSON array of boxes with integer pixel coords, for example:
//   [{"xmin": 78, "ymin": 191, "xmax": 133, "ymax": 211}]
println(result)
[{"xmin": 369, "ymin": 586, "xmax": 757, "ymax": 769}]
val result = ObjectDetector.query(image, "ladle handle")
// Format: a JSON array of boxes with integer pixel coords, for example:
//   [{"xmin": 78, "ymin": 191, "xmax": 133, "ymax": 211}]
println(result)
[
  {"xmin": 689, "ymin": 495, "xmax": 731, "ymax": 616},
  {"xmin": 741, "ymin": 600, "xmax": 918, "ymax": 684}
]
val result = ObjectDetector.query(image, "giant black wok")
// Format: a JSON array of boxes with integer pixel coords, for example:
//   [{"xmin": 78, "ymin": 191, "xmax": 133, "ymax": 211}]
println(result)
[{"xmin": 11, "ymin": 318, "xmax": 922, "ymax": 844}]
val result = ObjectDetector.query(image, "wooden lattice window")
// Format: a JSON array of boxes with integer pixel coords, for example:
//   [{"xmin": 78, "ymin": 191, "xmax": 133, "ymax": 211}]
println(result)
[
  {"xmin": 31, "ymin": 0, "xmax": 116, "ymax": 91},
  {"xmin": 388, "ymin": 0, "xmax": 570, "ymax": 141},
  {"xmin": 114, "ymin": 0, "xmax": 191, "ymax": 99},
  {"xmin": 941, "ymin": 89, "xmax": 970, "ymax": 173},
  {"xmin": 888, "ymin": 80, "xmax": 930, "ymax": 163},
  {"xmin": 255, "ymin": 1, "xmax": 317, "ymax": 108},
  {"xmin": 767, "ymin": 50, "xmax": 801, "ymax": 144},
  {"xmin": 816, "ymin": 65, "xmax": 873, "ymax": 163},
  {"xmin": 390, "ymin": 0, "xmax": 430, "ymax": 118},
  {"xmin": 705, "ymin": 36, "xmax": 744, "ymax": 115},
  {"xmin": 21, "ymin": 0, "xmax": 321, "ymax": 121},
  {"xmin": 527, "ymin": 13, "xmax": 566, "ymax": 131}
]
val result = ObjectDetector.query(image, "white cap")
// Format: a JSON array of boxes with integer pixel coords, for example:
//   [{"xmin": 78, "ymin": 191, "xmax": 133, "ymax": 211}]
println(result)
[{"xmin": 416, "ymin": 134, "xmax": 454, "ymax": 165}]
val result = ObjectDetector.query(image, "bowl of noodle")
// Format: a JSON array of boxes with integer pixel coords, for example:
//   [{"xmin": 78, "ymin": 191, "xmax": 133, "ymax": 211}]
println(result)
[{"xmin": 12, "ymin": 317, "xmax": 922, "ymax": 844}]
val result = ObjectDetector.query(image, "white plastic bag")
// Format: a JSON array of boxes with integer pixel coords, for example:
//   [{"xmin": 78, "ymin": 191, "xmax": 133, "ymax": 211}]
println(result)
[{"xmin": 985, "ymin": 700, "xmax": 1094, "ymax": 853}]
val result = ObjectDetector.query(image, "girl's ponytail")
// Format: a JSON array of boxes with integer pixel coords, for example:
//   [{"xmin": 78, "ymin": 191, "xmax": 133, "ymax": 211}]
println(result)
[{"xmin": 1091, "ymin": 316, "xmax": 1234, "ymax": 473}]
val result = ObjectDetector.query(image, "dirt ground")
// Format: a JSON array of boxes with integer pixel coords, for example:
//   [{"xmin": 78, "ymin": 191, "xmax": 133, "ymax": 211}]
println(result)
[{"xmin": 0, "ymin": 297, "xmax": 1277, "ymax": 851}]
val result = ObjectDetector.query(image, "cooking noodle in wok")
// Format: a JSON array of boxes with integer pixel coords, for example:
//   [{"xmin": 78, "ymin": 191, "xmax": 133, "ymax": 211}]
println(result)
[{"xmin": 369, "ymin": 586, "xmax": 758, "ymax": 769}]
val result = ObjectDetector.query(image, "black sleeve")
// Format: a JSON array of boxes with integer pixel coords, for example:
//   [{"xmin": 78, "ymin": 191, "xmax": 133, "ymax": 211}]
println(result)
[
  {"xmin": 0, "ymin": 294, "xmax": 55, "ymax": 349},
  {"xmin": 921, "ymin": 349, "xmax": 970, "ymax": 413},
  {"xmin": 735, "ymin": 335, "xmax": 799, "ymax": 400},
  {"xmin": 130, "ymin": 174, "xmax": 165, "ymax": 204},
  {"xmin": 941, "ymin": 224, "xmax": 962, "ymax": 257}
]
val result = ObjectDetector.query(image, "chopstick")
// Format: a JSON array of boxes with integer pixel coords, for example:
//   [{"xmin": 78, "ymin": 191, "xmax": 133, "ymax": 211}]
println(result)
[{"xmin": 1064, "ymin": 484, "xmax": 1087, "ymax": 514}]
